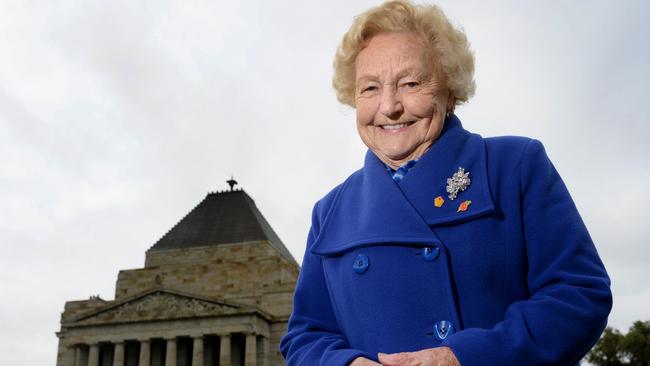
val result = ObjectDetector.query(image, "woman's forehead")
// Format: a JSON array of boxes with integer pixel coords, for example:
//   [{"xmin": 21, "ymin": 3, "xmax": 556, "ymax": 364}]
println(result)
[
  {"xmin": 356, "ymin": 33, "xmax": 434, "ymax": 72},
  {"xmin": 361, "ymin": 32, "xmax": 428, "ymax": 55},
  {"xmin": 356, "ymin": 53, "xmax": 435, "ymax": 82}
]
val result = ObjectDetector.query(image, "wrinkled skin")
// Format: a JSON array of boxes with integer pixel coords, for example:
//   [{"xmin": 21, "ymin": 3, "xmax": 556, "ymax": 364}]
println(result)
[
  {"xmin": 349, "ymin": 347, "xmax": 460, "ymax": 366},
  {"xmin": 355, "ymin": 32, "xmax": 454, "ymax": 170}
]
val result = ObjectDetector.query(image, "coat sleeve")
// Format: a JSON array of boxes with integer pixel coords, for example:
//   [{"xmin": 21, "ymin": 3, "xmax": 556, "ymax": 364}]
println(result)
[
  {"xmin": 442, "ymin": 139, "xmax": 613, "ymax": 365},
  {"xmin": 280, "ymin": 201, "xmax": 374, "ymax": 366}
]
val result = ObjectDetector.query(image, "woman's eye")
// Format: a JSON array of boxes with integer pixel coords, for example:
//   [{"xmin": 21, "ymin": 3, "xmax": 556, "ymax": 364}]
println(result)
[
  {"xmin": 404, "ymin": 82, "xmax": 419, "ymax": 88},
  {"xmin": 362, "ymin": 86, "xmax": 378, "ymax": 93}
]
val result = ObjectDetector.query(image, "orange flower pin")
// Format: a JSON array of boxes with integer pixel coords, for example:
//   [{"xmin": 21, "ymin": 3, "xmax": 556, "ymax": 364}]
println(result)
[{"xmin": 457, "ymin": 200, "xmax": 472, "ymax": 212}]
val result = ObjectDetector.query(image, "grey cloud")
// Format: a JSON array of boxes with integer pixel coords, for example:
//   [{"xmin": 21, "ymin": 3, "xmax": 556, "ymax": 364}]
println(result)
[{"xmin": 1, "ymin": 1, "xmax": 648, "ymax": 364}]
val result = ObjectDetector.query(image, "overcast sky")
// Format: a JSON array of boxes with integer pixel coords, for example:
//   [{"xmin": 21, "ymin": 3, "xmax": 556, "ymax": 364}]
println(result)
[{"xmin": 1, "ymin": 1, "xmax": 648, "ymax": 365}]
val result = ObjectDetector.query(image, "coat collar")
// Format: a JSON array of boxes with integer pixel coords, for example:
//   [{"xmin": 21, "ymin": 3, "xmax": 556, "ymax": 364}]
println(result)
[
  {"xmin": 396, "ymin": 114, "xmax": 496, "ymax": 226},
  {"xmin": 311, "ymin": 115, "xmax": 496, "ymax": 255}
]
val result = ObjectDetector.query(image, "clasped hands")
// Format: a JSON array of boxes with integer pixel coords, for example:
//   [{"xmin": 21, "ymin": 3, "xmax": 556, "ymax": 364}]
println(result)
[{"xmin": 350, "ymin": 347, "xmax": 460, "ymax": 366}]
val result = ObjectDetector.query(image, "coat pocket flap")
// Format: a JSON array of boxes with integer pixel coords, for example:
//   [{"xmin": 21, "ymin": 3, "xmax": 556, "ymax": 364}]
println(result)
[{"xmin": 311, "ymin": 236, "xmax": 438, "ymax": 256}]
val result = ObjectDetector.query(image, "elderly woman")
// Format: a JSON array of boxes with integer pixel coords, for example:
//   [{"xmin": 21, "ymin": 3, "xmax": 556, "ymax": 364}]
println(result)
[{"xmin": 280, "ymin": 1, "xmax": 612, "ymax": 365}]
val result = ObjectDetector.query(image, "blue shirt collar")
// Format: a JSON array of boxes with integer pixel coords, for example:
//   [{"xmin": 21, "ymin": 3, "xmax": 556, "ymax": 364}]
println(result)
[{"xmin": 385, "ymin": 159, "xmax": 419, "ymax": 182}]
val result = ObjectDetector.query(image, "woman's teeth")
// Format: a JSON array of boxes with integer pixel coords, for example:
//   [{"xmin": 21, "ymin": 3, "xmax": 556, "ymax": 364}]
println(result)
[{"xmin": 382, "ymin": 123, "xmax": 408, "ymax": 130}]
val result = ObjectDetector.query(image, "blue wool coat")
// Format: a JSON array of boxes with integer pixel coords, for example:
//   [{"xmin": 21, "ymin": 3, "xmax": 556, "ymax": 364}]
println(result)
[{"xmin": 280, "ymin": 115, "xmax": 612, "ymax": 366}]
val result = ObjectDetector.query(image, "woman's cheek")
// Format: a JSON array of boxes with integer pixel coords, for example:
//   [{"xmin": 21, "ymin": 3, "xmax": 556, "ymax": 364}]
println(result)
[
  {"xmin": 356, "ymin": 99, "xmax": 377, "ymax": 126},
  {"xmin": 406, "ymin": 94, "xmax": 438, "ymax": 118}
]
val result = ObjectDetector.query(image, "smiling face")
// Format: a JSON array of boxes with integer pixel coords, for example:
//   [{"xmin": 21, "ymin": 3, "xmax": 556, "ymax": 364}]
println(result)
[{"xmin": 355, "ymin": 32, "xmax": 452, "ymax": 169}]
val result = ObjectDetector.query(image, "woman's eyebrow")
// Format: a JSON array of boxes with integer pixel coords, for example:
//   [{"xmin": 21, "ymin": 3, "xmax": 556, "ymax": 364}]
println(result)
[
  {"xmin": 356, "ymin": 75, "xmax": 377, "ymax": 84},
  {"xmin": 396, "ymin": 67, "xmax": 430, "ymax": 80},
  {"xmin": 356, "ymin": 68, "xmax": 428, "ymax": 84}
]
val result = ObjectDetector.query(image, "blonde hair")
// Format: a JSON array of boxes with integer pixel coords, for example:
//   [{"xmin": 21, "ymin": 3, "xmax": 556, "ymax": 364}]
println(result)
[{"xmin": 333, "ymin": 0, "xmax": 475, "ymax": 108}]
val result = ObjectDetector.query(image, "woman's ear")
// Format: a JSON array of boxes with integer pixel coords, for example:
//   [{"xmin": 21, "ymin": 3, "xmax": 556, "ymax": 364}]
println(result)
[{"xmin": 446, "ymin": 94, "xmax": 456, "ymax": 113}]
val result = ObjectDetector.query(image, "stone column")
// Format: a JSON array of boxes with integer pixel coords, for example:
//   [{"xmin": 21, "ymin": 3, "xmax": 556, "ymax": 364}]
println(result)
[
  {"xmin": 138, "ymin": 340, "xmax": 150, "ymax": 366},
  {"xmin": 245, "ymin": 334, "xmax": 257, "ymax": 366},
  {"xmin": 88, "ymin": 343, "xmax": 100, "ymax": 366},
  {"xmin": 191, "ymin": 336, "xmax": 203, "ymax": 366},
  {"xmin": 165, "ymin": 338, "xmax": 177, "ymax": 366},
  {"xmin": 74, "ymin": 346, "xmax": 84, "ymax": 366},
  {"xmin": 62, "ymin": 345, "xmax": 74, "ymax": 366},
  {"xmin": 219, "ymin": 334, "xmax": 231, "ymax": 366},
  {"xmin": 259, "ymin": 337, "xmax": 270, "ymax": 366},
  {"xmin": 113, "ymin": 342, "xmax": 125, "ymax": 366}
]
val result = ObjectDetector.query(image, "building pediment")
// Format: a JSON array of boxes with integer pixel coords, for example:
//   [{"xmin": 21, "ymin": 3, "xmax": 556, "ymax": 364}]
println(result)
[{"xmin": 66, "ymin": 289, "xmax": 255, "ymax": 327}]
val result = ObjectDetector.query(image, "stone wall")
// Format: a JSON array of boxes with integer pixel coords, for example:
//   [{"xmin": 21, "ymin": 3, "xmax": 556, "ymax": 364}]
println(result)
[
  {"xmin": 58, "ymin": 239, "xmax": 299, "ymax": 365},
  {"xmin": 112, "ymin": 241, "xmax": 298, "ymax": 319},
  {"xmin": 61, "ymin": 297, "xmax": 113, "ymax": 323}
]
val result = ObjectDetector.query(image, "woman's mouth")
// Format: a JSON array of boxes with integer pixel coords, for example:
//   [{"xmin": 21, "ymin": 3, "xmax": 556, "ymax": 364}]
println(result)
[{"xmin": 379, "ymin": 121, "xmax": 414, "ymax": 131}]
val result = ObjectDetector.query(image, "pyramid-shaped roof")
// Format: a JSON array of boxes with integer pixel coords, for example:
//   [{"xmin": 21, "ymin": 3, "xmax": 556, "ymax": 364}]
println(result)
[{"xmin": 149, "ymin": 189, "xmax": 297, "ymax": 265}]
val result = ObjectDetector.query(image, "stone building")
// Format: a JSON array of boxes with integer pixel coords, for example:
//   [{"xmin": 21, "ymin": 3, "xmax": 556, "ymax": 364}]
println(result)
[{"xmin": 55, "ymin": 188, "xmax": 299, "ymax": 366}]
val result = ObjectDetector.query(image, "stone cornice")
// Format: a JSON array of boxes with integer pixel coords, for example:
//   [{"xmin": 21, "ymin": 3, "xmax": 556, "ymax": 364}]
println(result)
[{"xmin": 63, "ymin": 287, "xmax": 274, "ymax": 327}]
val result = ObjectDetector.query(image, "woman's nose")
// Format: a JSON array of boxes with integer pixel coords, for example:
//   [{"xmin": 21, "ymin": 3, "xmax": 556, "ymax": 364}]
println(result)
[{"xmin": 379, "ymin": 88, "xmax": 404, "ymax": 119}]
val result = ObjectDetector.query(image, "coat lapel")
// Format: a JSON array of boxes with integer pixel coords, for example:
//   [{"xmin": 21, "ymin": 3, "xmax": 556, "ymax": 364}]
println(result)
[
  {"xmin": 310, "ymin": 115, "xmax": 496, "ymax": 255},
  {"xmin": 397, "ymin": 115, "xmax": 496, "ymax": 226},
  {"xmin": 311, "ymin": 150, "xmax": 437, "ymax": 255}
]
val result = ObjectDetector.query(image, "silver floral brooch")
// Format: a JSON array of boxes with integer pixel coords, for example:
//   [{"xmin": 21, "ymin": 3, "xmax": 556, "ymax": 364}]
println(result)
[{"xmin": 446, "ymin": 167, "xmax": 471, "ymax": 200}]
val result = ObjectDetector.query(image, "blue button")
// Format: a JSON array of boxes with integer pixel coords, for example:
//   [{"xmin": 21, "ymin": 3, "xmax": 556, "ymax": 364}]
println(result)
[
  {"xmin": 433, "ymin": 320, "xmax": 454, "ymax": 341},
  {"xmin": 353, "ymin": 254, "xmax": 369, "ymax": 274},
  {"xmin": 422, "ymin": 246, "xmax": 440, "ymax": 261}
]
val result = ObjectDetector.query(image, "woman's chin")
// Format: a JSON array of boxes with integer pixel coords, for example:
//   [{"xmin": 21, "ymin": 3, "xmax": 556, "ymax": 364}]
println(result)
[{"xmin": 378, "ymin": 149, "xmax": 417, "ymax": 165}]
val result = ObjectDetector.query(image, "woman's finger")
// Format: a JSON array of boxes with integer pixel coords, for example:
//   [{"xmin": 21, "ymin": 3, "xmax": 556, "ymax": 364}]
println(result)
[
  {"xmin": 350, "ymin": 356, "xmax": 383, "ymax": 366},
  {"xmin": 378, "ymin": 351, "xmax": 416, "ymax": 365}
]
